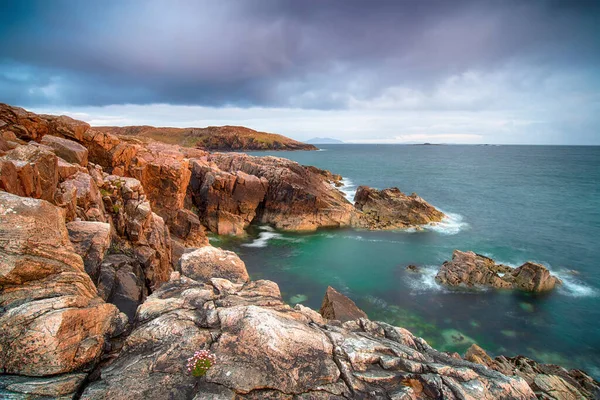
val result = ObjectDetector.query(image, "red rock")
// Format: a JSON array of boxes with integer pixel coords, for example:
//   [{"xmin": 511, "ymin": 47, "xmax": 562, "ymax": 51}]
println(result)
[
  {"xmin": 353, "ymin": 186, "xmax": 445, "ymax": 229},
  {"xmin": 41, "ymin": 135, "xmax": 88, "ymax": 166},
  {"xmin": 0, "ymin": 192, "xmax": 122, "ymax": 376},
  {"xmin": 319, "ymin": 286, "xmax": 368, "ymax": 322},
  {"xmin": 435, "ymin": 250, "xmax": 562, "ymax": 292}
]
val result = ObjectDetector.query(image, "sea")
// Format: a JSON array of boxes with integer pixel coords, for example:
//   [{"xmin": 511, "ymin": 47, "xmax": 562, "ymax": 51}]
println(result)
[{"xmin": 210, "ymin": 144, "xmax": 600, "ymax": 377}]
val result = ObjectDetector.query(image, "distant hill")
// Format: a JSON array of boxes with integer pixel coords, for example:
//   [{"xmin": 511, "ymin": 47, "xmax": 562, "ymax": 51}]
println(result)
[
  {"xmin": 306, "ymin": 137, "xmax": 344, "ymax": 144},
  {"xmin": 95, "ymin": 125, "xmax": 318, "ymax": 151}
]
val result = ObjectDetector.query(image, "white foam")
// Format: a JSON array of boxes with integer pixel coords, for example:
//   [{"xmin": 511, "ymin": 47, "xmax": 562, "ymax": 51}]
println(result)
[
  {"xmin": 554, "ymin": 270, "xmax": 598, "ymax": 298},
  {"xmin": 406, "ymin": 266, "xmax": 446, "ymax": 293},
  {"xmin": 241, "ymin": 231, "xmax": 283, "ymax": 248},
  {"xmin": 339, "ymin": 177, "xmax": 357, "ymax": 203},
  {"xmin": 424, "ymin": 211, "xmax": 469, "ymax": 235}
]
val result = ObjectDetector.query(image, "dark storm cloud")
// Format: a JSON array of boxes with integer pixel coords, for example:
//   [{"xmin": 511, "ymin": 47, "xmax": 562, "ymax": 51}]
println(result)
[{"xmin": 0, "ymin": 0, "xmax": 599, "ymax": 108}]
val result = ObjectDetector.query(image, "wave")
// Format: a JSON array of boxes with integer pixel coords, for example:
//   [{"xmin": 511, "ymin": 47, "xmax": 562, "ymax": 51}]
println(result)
[
  {"xmin": 242, "ymin": 225, "xmax": 305, "ymax": 247},
  {"xmin": 424, "ymin": 211, "xmax": 469, "ymax": 235},
  {"xmin": 406, "ymin": 266, "xmax": 448, "ymax": 294},
  {"xmin": 241, "ymin": 231, "xmax": 283, "ymax": 248},
  {"xmin": 339, "ymin": 177, "xmax": 357, "ymax": 203}
]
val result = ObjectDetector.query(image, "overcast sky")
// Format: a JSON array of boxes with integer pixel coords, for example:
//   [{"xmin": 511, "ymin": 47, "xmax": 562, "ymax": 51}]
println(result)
[{"xmin": 1, "ymin": 0, "xmax": 599, "ymax": 144}]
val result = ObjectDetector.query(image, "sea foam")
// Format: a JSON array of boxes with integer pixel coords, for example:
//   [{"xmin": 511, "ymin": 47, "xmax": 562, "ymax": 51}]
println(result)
[
  {"xmin": 339, "ymin": 177, "xmax": 357, "ymax": 203},
  {"xmin": 242, "ymin": 226, "xmax": 282, "ymax": 248},
  {"xmin": 406, "ymin": 266, "xmax": 447, "ymax": 294},
  {"xmin": 424, "ymin": 211, "xmax": 469, "ymax": 235}
]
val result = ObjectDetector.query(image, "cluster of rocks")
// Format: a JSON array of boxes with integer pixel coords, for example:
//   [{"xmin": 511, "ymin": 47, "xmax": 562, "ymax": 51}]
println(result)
[
  {"xmin": 1, "ymin": 103, "xmax": 598, "ymax": 399},
  {"xmin": 435, "ymin": 250, "xmax": 562, "ymax": 293}
]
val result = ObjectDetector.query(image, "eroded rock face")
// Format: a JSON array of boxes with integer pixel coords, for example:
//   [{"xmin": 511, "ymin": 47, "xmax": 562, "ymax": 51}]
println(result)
[
  {"xmin": 0, "ymin": 192, "xmax": 122, "ymax": 377},
  {"xmin": 209, "ymin": 153, "xmax": 355, "ymax": 231},
  {"xmin": 101, "ymin": 175, "xmax": 173, "ymax": 290},
  {"xmin": 435, "ymin": 250, "xmax": 562, "ymax": 292},
  {"xmin": 180, "ymin": 246, "xmax": 249, "ymax": 283},
  {"xmin": 319, "ymin": 286, "xmax": 368, "ymax": 322},
  {"xmin": 1, "ymin": 142, "xmax": 58, "ymax": 202},
  {"xmin": 189, "ymin": 160, "xmax": 268, "ymax": 235},
  {"xmin": 67, "ymin": 220, "xmax": 111, "ymax": 281},
  {"xmin": 80, "ymin": 273, "xmax": 536, "ymax": 399},
  {"xmin": 97, "ymin": 254, "xmax": 147, "ymax": 321},
  {"xmin": 466, "ymin": 344, "xmax": 600, "ymax": 400},
  {"xmin": 352, "ymin": 186, "xmax": 445, "ymax": 230}
]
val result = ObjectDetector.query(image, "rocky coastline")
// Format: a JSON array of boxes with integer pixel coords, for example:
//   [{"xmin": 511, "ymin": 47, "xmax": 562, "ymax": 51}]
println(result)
[{"xmin": 1, "ymin": 103, "xmax": 599, "ymax": 399}]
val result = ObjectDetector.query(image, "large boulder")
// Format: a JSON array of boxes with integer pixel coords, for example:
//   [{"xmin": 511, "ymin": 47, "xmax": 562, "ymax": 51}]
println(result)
[
  {"xmin": 57, "ymin": 171, "xmax": 107, "ymax": 222},
  {"xmin": 352, "ymin": 186, "xmax": 445, "ymax": 230},
  {"xmin": 180, "ymin": 246, "xmax": 249, "ymax": 283},
  {"xmin": 81, "ymin": 274, "xmax": 537, "ymax": 399},
  {"xmin": 435, "ymin": 250, "xmax": 562, "ymax": 292},
  {"xmin": 41, "ymin": 135, "xmax": 88, "ymax": 166},
  {"xmin": 0, "ymin": 192, "xmax": 122, "ymax": 377},
  {"xmin": 1, "ymin": 142, "xmax": 58, "ymax": 202},
  {"xmin": 319, "ymin": 286, "xmax": 368, "ymax": 322},
  {"xmin": 508, "ymin": 262, "xmax": 562, "ymax": 292},
  {"xmin": 465, "ymin": 344, "xmax": 600, "ymax": 399}
]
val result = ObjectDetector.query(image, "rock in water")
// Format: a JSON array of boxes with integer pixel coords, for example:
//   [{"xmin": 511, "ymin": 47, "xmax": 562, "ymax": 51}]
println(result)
[
  {"xmin": 352, "ymin": 185, "xmax": 445, "ymax": 230},
  {"xmin": 0, "ymin": 192, "xmax": 122, "ymax": 376},
  {"xmin": 180, "ymin": 246, "xmax": 249, "ymax": 283},
  {"xmin": 319, "ymin": 286, "xmax": 368, "ymax": 322},
  {"xmin": 509, "ymin": 261, "xmax": 562, "ymax": 292},
  {"xmin": 435, "ymin": 250, "xmax": 562, "ymax": 292}
]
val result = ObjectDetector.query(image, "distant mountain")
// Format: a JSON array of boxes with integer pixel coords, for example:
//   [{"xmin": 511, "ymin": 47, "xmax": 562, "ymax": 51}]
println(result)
[{"xmin": 305, "ymin": 137, "xmax": 344, "ymax": 144}]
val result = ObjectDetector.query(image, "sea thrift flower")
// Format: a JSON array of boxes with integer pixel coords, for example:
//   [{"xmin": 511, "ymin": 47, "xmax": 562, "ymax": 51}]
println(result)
[{"xmin": 187, "ymin": 350, "xmax": 216, "ymax": 377}]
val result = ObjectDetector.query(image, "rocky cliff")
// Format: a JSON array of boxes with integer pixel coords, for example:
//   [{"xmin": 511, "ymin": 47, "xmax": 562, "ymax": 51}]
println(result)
[
  {"xmin": 96, "ymin": 125, "xmax": 318, "ymax": 151},
  {"xmin": 1, "ymin": 103, "xmax": 597, "ymax": 399}
]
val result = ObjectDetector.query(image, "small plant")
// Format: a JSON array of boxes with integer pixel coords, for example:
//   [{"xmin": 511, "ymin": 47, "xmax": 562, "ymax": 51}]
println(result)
[
  {"xmin": 112, "ymin": 204, "xmax": 121, "ymax": 213},
  {"xmin": 187, "ymin": 350, "xmax": 216, "ymax": 377}
]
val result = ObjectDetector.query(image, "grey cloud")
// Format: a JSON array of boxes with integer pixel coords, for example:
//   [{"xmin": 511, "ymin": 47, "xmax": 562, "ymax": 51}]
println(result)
[{"xmin": 0, "ymin": 0, "xmax": 599, "ymax": 109}]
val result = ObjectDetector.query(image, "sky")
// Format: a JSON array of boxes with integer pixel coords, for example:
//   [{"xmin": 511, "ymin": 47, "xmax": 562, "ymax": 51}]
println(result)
[{"xmin": 1, "ymin": 0, "xmax": 599, "ymax": 144}]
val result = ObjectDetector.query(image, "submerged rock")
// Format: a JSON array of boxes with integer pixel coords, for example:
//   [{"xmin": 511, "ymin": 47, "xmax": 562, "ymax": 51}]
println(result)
[
  {"xmin": 352, "ymin": 186, "xmax": 445, "ymax": 230},
  {"xmin": 435, "ymin": 250, "xmax": 562, "ymax": 292},
  {"xmin": 319, "ymin": 286, "xmax": 368, "ymax": 322}
]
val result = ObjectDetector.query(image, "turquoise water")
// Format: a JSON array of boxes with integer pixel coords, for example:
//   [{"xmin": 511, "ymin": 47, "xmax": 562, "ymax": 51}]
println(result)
[{"xmin": 212, "ymin": 144, "xmax": 600, "ymax": 377}]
